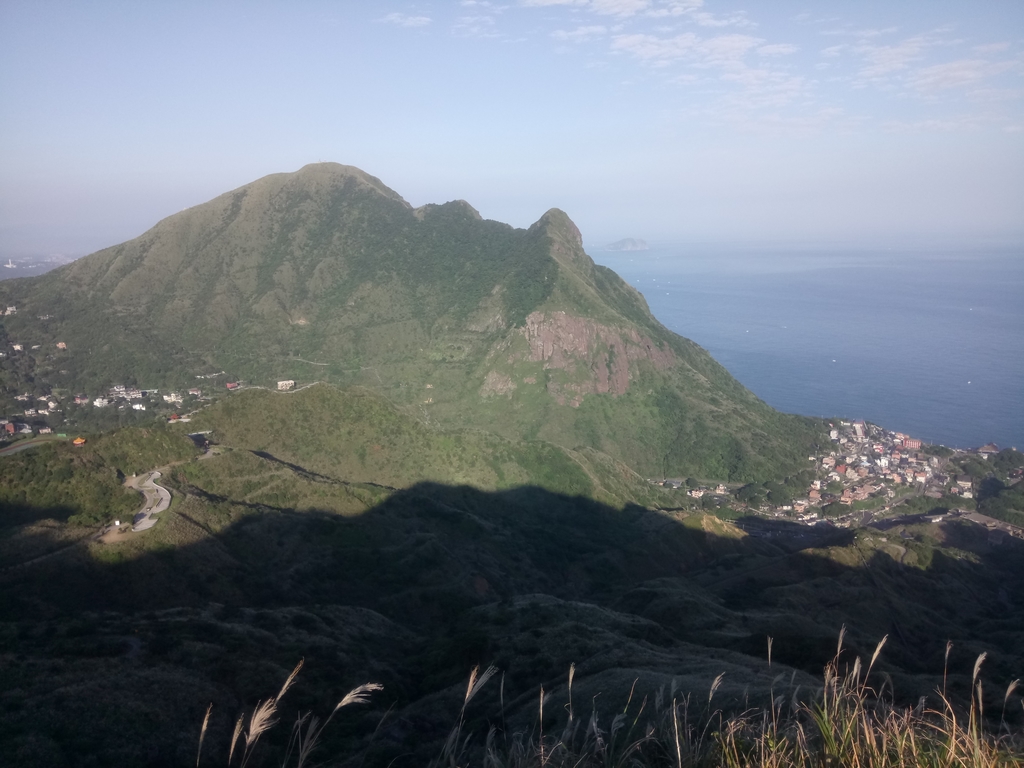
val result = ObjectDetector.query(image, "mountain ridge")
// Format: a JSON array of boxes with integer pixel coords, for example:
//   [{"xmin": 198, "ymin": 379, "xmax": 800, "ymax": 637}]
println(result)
[{"xmin": 0, "ymin": 163, "xmax": 825, "ymax": 481}]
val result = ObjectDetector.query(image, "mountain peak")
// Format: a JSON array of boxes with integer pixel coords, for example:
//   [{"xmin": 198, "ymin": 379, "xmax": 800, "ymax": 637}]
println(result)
[
  {"xmin": 413, "ymin": 199, "xmax": 482, "ymax": 220},
  {"xmin": 533, "ymin": 208, "xmax": 582, "ymax": 246},
  {"xmin": 266, "ymin": 162, "xmax": 410, "ymax": 206},
  {"xmin": 0, "ymin": 164, "xmax": 825, "ymax": 481}
]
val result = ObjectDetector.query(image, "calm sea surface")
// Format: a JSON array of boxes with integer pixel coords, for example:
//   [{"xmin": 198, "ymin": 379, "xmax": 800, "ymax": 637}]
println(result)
[{"xmin": 593, "ymin": 246, "xmax": 1024, "ymax": 450}]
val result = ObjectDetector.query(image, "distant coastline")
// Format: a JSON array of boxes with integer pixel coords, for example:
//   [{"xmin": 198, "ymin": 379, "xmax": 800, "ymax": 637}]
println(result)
[{"xmin": 0, "ymin": 255, "xmax": 76, "ymax": 280}]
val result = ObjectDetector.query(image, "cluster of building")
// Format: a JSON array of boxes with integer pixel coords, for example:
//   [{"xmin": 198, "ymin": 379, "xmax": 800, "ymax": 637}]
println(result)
[
  {"xmin": 0, "ymin": 392, "xmax": 62, "ymax": 436},
  {"xmin": 1, "ymin": 307, "xmax": 68, "ymax": 363},
  {"xmin": 647, "ymin": 419, "xmax": 1014, "ymax": 531},
  {"xmin": 1, "ymin": 419, "xmax": 46, "ymax": 436},
  {"xmin": 664, "ymin": 481, "xmax": 730, "ymax": 498},
  {"xmin": 78, "ymin": 384, "xmax": 205, "ymax": 411},
  {"xmin": 792, "ymin": 422, "xmax": 1008, "ymax": 526},
  {"xmin": 822, "ymin": 421, "xmax": 973, "ymax": 494},
  {"xmin": 4, "ymin": 340, "xmax": 67, "ymax": 354}
]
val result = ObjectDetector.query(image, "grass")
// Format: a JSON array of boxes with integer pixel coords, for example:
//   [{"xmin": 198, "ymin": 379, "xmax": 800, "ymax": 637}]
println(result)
[
  {"xmin": 198, "ymin": 630, "xmax": 1022, "ymax": 767},
  {"xmin": 196, "ymin": 659, "xmax": 384, "ymax": 768}
]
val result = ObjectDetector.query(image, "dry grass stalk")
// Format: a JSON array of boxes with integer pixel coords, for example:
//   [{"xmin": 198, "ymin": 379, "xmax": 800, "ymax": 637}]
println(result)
[
  {"xmin": 334, "ymin": 682, "xmax": 385, "ymax": 713},
  {"xmin": 227, "ymin": 715, "xmax": 243, "ymax": 765},
  {"xmin": 196, "ymin": 703, "xmax": 212, "ymax": 767},
  {"xmin": 205, "ymin": 638, "xmax": 1023, "ymax": 768},
  {"xmin": 276, "ymin": 659, "xmax": 304, "ymax": 703}
]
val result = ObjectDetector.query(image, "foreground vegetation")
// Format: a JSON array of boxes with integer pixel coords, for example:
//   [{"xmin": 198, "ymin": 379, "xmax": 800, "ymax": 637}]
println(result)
[{"xmin": 200, "ymin": 633, "xmax": 1022, "ymax": 767}]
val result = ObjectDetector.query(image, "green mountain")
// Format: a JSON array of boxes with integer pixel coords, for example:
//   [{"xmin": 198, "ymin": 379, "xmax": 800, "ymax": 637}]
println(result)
[{"xmin": 0, "ymin": 163, "xmax": 823, "ymax": 481}]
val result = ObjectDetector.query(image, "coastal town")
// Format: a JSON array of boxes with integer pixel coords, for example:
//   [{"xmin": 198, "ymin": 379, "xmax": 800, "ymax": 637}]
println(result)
[{"xmin": 652, "ymin": 418, "xmax": 1023, "ymax": 539}]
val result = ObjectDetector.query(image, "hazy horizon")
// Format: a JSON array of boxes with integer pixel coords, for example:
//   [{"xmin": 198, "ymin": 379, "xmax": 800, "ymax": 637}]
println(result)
[{"xmin": 2, "ymin": 1, "xmax": 1023, "ymax": 257}]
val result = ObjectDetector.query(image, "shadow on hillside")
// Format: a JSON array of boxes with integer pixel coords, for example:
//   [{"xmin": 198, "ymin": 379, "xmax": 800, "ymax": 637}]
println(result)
[
  {"xmin": 2, "ymin": 481, "xmax": 1023, "ymax": 767},
  {"xmin": 730, "ymin": 514, "xmax": 856, "ymax": 550},
  {"xmin": 0, "ymin": 501, "xmax": 79, "ymax": 528},
  {"xmin": 3, "ymin": 481, "xmax": 1023, "ymax": 674}
]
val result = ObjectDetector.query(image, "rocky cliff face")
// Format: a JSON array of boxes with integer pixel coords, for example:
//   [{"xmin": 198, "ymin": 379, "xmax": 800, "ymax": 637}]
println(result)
[{"xmin": 490, "ymin": 311, "xmax": 677, "ymax": 406}]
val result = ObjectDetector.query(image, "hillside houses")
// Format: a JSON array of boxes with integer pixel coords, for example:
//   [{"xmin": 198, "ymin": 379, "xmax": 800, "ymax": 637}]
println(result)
[{"xmin": 977, "ymin": 443, "xmax": 1000, "ymax": 459}]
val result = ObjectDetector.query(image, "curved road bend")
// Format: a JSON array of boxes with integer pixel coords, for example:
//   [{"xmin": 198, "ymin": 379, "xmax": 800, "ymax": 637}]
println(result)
[{"xmin": 131, "ymin": 471, "xmax": 172, "ymax": 531}]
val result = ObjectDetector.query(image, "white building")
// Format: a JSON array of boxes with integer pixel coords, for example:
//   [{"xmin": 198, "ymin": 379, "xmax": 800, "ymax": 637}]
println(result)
[
  {"xmin": 93, "ymin": 397, "xmax": 109, "ymax": 408},
  {"xmin": 277, "ymin": 380, "xmax": 295, "ymax": 391}
]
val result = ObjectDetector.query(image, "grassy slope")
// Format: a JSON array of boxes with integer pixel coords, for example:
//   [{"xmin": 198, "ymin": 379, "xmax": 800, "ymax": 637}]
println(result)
[
  {"xmin": 1, "ymin": 163, "xmax": 825, "ymax": 482},
  {"xmin": 188, "ymin": 384, "xmax": 662, "ymax": 507}
]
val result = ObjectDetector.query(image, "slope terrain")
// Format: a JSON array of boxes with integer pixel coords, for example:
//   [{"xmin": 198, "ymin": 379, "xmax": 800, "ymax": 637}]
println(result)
[
  {"xmin": 1, "ymin": 434, "xmax": 1022, "ymax": 765},
  {"xmin": 0, "ymin": 163, "xmax": 824, "ymax": 481}
]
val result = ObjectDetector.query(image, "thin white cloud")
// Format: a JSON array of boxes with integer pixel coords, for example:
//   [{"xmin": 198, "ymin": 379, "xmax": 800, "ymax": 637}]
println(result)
[
  {"xmin": 973, "ymin": 42, "xmax": 1010, "ymax": 54},
  {"xmin": 453, "ymin": 14, "xmax": 501, "ymax": 37},
  {"xmin": 689, "ymin": 10, "xmax": 753, "ymax": 28},
  {"xmin": 379, "ymin": 12, "xmax": 431, "ymax": 28},
  {"xmin": 524, "ymin": 0, "xmax": 704, "ymax": 18},
  {"xmin": 610, "ymin": 32, "xmax": 700, "ymax": 64},
  {"xmin": 908, "ymin": 58, "xmax": 1016, "ymax": 92},
  {"xmin": 552, "ymin": 25, "xmax": 608, "ymax": 42},
  {"xmin": 853, "ymin": 27, "xmax": 898, "ymax": 39},
  {"xmin": 521, "ymin": 0, "xmax": 747, "ymax": 25},
  {"xmin": 855, "ymin": 34, "xmax": 935, "ymax": 80},
  {"xmin": 592, "ymin": 0, "xmax": 650, "ymax": 16},
  {"xmin": 643, "ymin": 1, "xmax": 751, "ymax": 27},
  {"xmin": 646, "ymin": 0, "xmax": 703, "ymax": 15},
  {"xmin": 694, "ymin": 33, "xmax": 763, "ymax": 66},
  {"xmin": 520, "ymin": 0, "xmax": 587, "ymax": 6},
  {"xmin": 882, "ymin": 116, "xmax": 986, "ymax": 133},
  {"xmin": 522, "ymin": 2, "xmax": 1022, "ymax": 133},
  {"xmin": 758, "ymin": 43, "xmax": 798, "ymax": 56}
]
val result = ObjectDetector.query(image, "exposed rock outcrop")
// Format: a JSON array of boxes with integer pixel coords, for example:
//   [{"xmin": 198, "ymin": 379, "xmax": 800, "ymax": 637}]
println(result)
[{"xmin": 503, "ymin": 311, "xmax": 676, "ymax": 406}]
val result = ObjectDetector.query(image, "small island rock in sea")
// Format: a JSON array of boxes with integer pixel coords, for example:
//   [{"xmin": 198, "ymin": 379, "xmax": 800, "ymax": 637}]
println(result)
[{"xmin": 606, "ymin": 237, "xmax": 649, "ymax": 252}]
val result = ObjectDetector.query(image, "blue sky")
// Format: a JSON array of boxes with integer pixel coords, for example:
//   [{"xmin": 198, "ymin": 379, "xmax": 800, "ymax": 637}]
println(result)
[{"xmin": 1, "ymin": 0, "xmax": 1022, "ymax": 256}]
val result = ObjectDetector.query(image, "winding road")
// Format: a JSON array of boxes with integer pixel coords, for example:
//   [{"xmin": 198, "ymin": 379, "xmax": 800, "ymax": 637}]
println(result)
[{"xmin": 128, "ymin": 471, "xmax": 171, "ymax": 531}]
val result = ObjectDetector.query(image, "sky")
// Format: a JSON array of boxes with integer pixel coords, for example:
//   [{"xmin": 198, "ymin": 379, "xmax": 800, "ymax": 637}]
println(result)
[{"xmin": 1, "ymin": 0, "xmax": 1022, "ymax": 257}]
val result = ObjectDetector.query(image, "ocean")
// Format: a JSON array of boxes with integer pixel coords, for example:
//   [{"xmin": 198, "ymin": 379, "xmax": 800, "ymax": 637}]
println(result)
[{"xmin": 593, "ymin": 246, "xmax": 1024, "ymax": 451}]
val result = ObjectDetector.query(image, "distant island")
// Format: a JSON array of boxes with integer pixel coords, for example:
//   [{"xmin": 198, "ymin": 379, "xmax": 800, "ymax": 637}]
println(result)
[{"xmin": 605, "ymin": 237, "xmax": 649, "ymax": 251}]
